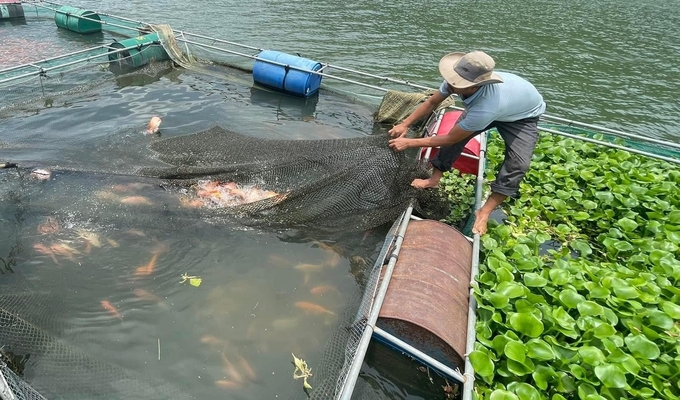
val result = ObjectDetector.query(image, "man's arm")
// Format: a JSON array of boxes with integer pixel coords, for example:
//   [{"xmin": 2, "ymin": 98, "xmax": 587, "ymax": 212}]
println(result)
[
  {"xmin": 389, "ymin": 123, "xmax": 475, "ymax": 151},
  {"xmin": 388, "ymin": 91, "xmax": 449, "ymax": 138}
]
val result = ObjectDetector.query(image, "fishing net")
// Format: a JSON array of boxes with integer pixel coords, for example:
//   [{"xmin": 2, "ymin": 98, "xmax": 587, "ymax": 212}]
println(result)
[
  {"xmin": 374, "ymin": 89, "xmax": 457, "ymax": 127},
  {"xmin": 138, "ymin": 126, "xmax": 450, "ymax": 234}
]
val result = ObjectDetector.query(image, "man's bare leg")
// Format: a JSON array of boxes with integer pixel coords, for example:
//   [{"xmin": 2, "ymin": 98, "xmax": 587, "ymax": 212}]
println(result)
[
  {"xmin": 473, "ymin": 192, "xmax": 507, "ymax": 235},
  {"xmin": 411, "ymin": 168, "xmax": 444, "ymax": 189}
]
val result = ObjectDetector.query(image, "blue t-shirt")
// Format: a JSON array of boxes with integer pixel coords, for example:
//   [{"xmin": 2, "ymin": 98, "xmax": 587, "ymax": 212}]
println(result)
[{"xmin": 438, "ymin": 71, "xmax": 546, "ymax": 132}]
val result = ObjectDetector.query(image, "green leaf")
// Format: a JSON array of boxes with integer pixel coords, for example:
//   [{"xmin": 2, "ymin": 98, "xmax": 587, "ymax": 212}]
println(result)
[
  {"xmin": 619, "ymin": 354, "xmax": 641, "ymax": 375},
  {"xmin": 612, "ymin": 285, "xmax": 638, "ymax": 300},
  {"xmin": 553, "ymin": 307, "xmax": 577, "ymax": 330},
  {"xmin": 497, "ymin": 282, "xmax": 526, "ymax": 299},
  {"xmin": 582, "ymin": 200, "xmax": 598, "ymax": 209},
  {"xmin": 509, "ymin": 312, "xmax": 545, "ymax": 338},
  {"xmin": 549, "ymin": 269, "xmax": 570, "ymax": 285},
  {"xmin": 490, "ymin": 390, "xmax": 520, "ymax": 400},
  {"xmin": 526, "ymin": 339, "xmax": 555, "ymax": 361},
  {"xmin": 661, "ymin": 301, "xmax": 680, "ymax": 319},
  {"xmin": 593, "ymin": 323, "xmax": 617, "ymax": 338},
  {"xmin": 469, "ymin": 350, "xmax": 495, "ymax": 377},
  {"xmin": 492, "ymin": 335, "xmax": 512, "ymax": 355},
  {"xmin": 524, "ymin": 273, "xmax": 548, "ymax": 287},
  {"xmin": 551, "ymin": 199, "xmax": 567, "ymax": 211},
  {"xmin": 648, "ymin": 309, "xmax": 674, "ymax": 330},
  {"xmin": 496, "ymin": 267, "xmax": 515, "ymax": 283},
  {"xmin": 578, "ymin": 301, "xmax": 604, "ymax": 316},
  {"xmin": 577, "ymin": 383, "xmax": 598, "ymax": 399},
  {"xmin": 580, "ymin": 170, "xmax": 595, "ymax": 180},
  {"xmin": 624, "ymin": 334, "xmax": 660, "ymax": 360},
  {"xmin": 669, "ymin": 210, "xmax": 680, "ymax": 224},
  {"xmin": 532, "ymin": 365, "xmax": 555, "ymax": 390},
  {"xmin": 504, "ymin": 340, "xmax": 526, "ymax": 363},
  {"xmin": 612, "ymin": 240, "xmax": 634, "ymax": 252},
  {"xmin": 595, "ymin": 191, "xmax": 614, "ymax": 203},
  {"xmin": 482, "ymin": 236, "xmax": 499, "ymax": 250},
  {"xmin": 616, "ymin": 217, "xmax": 639, "ymax": 232},
  {"xmin": 578, "ymin": 346, "xmax": 606, "ymax": 366},
  {"xmin": 571, "ymin": 240, "xmax": 592, "ymax": 256},
  {"xmin": 507, "ymin": 358, "xmax": 535, "ymax": 376},
  {"xmin": 573, "ymin": 211, "xmax": 590, "ymax": 221},
  {"xmin": 488, "ymin": 292, "xmax": 510, "ymax": 309},
  {"xmin": 511, "ymin": 382, "xmax": 541, "ymax": 400},
  {"xmin": 555, "ymin": 224, "xmax": 572, "ymax": 235},
  {"xmin": 189, "ymin": 277, "xmax": 202, "ymax": 287},
  {"xmin": 559, "ymin": 289, "xmax": 585, "ymax": 309},
  {"xmin": 594, "ymin": 364, "xmax": 627, "ymax": 388},
  {"xmin": 589, "ymin": 286, "xmax": 611, "ymax": 299}
]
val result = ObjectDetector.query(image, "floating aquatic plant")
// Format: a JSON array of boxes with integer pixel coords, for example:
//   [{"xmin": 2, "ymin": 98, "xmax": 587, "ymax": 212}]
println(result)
[
  {"xmin": 443, "ymin": 131, "xmax": 680, "ymax": 400},
  {"xmin": 292, "ymin": 353, "xmax": 313, "ymax": 390},
  {"xmin": 179, "ymin": 273, "xmax": 202, "ymax": 287}
]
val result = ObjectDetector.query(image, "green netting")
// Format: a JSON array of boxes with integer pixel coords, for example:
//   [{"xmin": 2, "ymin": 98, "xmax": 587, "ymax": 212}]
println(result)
[{"xmin": 374, "ymin": 89, "xmax": 457, "ymax": 127}]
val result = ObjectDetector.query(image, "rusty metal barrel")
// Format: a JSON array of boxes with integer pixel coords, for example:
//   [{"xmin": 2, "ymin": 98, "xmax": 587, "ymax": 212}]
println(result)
[{"xmin": 377, "ymin": 219, "xmax": 472, "ymax": 370}]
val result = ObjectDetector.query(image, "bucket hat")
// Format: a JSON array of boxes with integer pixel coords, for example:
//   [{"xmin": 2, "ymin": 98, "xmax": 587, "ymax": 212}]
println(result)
[{"xmin": 438, "ymin": 51, "xmax": 504, "ymax": 89}]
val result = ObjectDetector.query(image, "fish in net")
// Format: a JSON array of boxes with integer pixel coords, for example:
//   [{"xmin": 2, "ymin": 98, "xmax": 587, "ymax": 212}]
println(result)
[{"xmin": 138, "ymin": 126, "xmax": 450, "ymax": 234}]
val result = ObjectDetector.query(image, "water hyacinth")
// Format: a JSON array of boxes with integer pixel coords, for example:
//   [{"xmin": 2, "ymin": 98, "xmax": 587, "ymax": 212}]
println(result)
[{"xmin": 442, "ymin": 130, "xmax": 680, "ymax": 400}]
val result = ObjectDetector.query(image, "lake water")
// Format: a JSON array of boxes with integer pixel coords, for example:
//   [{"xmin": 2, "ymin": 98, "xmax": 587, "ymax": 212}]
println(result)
[{"xmin": 1, "ymin": 1, "xmax": 678, "ymax": 399}]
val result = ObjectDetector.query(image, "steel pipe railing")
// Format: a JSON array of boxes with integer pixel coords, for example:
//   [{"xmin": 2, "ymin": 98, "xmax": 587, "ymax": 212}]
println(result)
[
  {"xmin": 0, "ymin": 45, "xmax": 109, "ymax": 75},
  {"xmin": 461, "ymin": 130, "xmax": 487, "ymax": 400},
  {"xmin": 337, "ymin": 204, "xmax": 414, "ymax": 400},
  {"xmin": 0, "ymin": 43, "xmax": 157, "ymax": 85}
]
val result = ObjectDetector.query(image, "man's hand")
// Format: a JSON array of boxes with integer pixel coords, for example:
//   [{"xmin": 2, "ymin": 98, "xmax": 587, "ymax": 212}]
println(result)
[
  {"xmin": 388, "ymin": 137, "xmax": 413, "ymax": 152},
  {"xmin": 388, "ymin": 123, "xmax": 409, "ymax": 138}
]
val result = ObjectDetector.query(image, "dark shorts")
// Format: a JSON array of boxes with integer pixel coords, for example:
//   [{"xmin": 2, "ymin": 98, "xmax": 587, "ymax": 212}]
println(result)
[{"xmin": 430, "ymin": 116, "xmax": 540, "ymax": 198}]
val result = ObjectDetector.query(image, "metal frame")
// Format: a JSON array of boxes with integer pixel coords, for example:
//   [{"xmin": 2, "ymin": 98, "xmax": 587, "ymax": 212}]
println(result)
[
  {"xmin": 337, "ymin": 204, "xmax": 415, "ymax": 400},
  {"xmin": 0, "ymin": 367, "xmax": 16, "ymax": 400},
  {"xmin": 462, "ymin": 130, "xmax": 487, "ymax": 400}
]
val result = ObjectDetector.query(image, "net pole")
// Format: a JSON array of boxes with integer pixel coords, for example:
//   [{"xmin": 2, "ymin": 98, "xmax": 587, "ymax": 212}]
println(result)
[
  {"xmin": 0, "ymin": 44, "xmax": 156, "ymax": 85},
  {"xmin": 337, "ymin": 205, "xmax": 414, "ymax": 400},
  {"xmin": 0, "ymin": 45, "xmax": 109, "ymax": 74},
  {"xmin": 461, "ymin": 130, "xmax": 487, "ymax": 400},
  {"xmin": 321, "ymin": 64, "xmax": 433, "ymax": 92}
]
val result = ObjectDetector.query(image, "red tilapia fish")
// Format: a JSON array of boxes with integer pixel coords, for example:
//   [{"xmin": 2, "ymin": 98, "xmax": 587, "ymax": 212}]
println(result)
[
  {"xmin": 145, "ymin": 116, "xmax": 162, "ymax": 135},
  {"xmin": 30, "ymin": 169, "xmax": 51, "ymax": 181},
  {"xmin": 190, "ymin": 180, "xmax": 284, "ymax": 208},
  {"xmin": 101, "ymin": 300, "xmax": 123, "ymax": 321}
]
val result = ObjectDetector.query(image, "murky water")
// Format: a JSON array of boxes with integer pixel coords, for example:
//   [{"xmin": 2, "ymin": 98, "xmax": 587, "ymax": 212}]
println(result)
[{"xmin": 0, "ymin": 11, "xmax": 451, "ymax": 400}]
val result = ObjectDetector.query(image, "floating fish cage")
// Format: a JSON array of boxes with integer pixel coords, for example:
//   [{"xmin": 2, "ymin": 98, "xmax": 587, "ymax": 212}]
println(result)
[{"xmin": 1, "ymin": 3, "xmax": 680, "ymax": 400}]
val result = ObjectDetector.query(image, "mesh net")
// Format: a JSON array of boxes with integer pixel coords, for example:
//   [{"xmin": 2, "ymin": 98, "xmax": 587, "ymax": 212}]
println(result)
[
  {"xmin": 138, "ymin": 126, "xmax": 450, "ymax": 234},
  {"xmin": 374, "ymin": 89, "xmax": 457, "ymax": 127},
  {"xmin": 0, "ymin": 303, "xmax": 194, "ymax": 400}
]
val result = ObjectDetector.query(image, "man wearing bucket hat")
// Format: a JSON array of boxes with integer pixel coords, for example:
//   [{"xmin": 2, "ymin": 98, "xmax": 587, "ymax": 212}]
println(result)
[{"xmin": 388, "ymin": 50, "xmax": 546, "ymax": 235}]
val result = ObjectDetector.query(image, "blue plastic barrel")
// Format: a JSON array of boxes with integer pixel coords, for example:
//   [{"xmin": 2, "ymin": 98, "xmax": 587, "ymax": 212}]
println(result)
[{"xmin": 252, "ymin": 50, "xmax": 323, "ymax": 97}]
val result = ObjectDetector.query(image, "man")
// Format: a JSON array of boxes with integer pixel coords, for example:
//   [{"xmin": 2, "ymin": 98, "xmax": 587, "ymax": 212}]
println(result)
[{"xmin": 388, "ymin": 50, "xmax": 546, "ymax": 235}]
